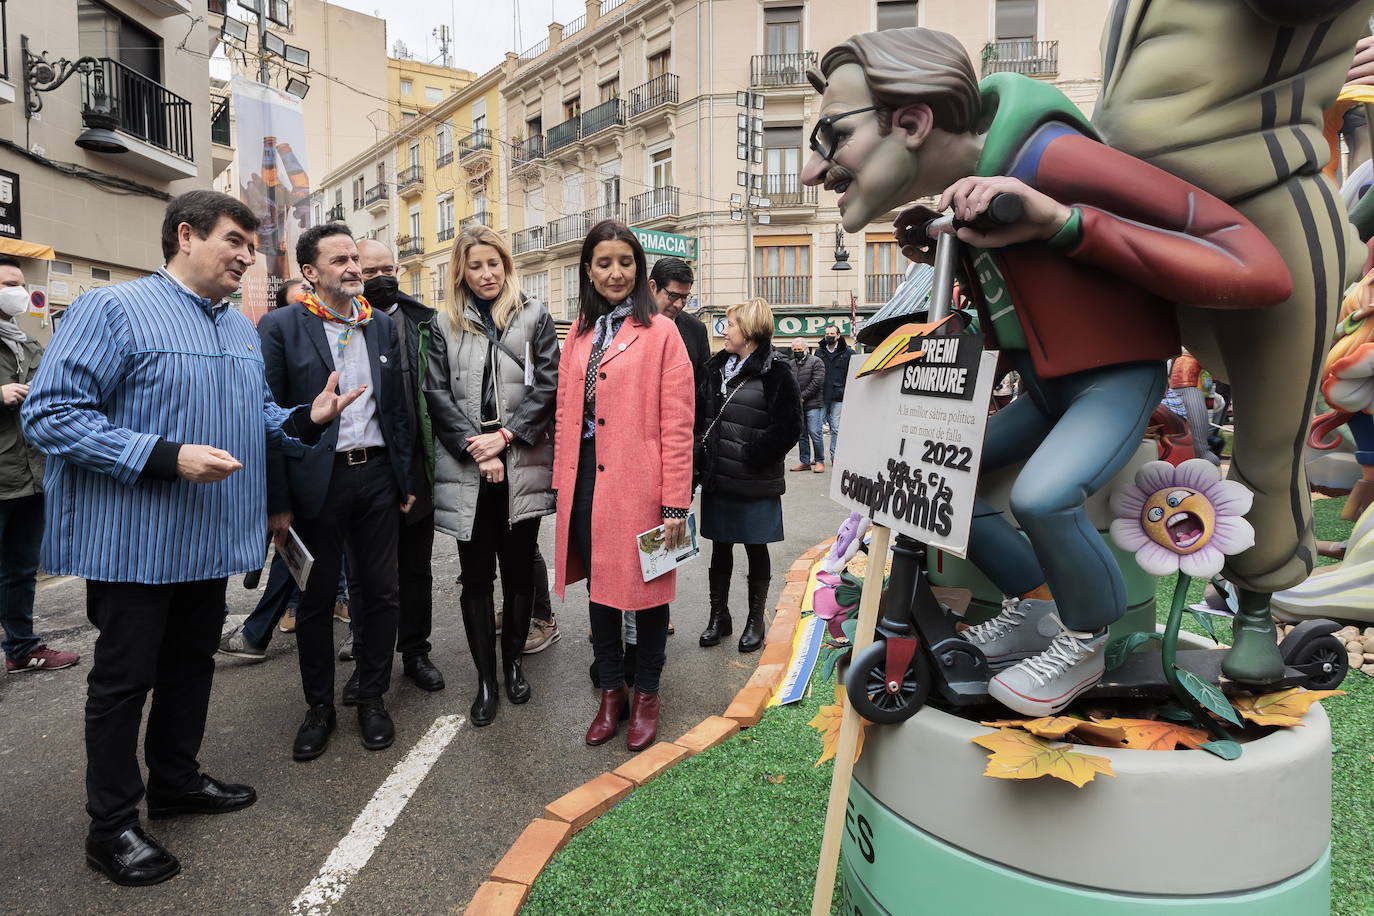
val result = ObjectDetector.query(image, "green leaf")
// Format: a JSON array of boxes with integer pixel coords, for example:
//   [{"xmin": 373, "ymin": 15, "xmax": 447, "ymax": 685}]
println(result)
[
  {"xmin": 1199, "ymin": 740, "xmax": 1242, "ymax": 761},
  {"xmin": 1105, "ymin": 631, "xmax": 1161, "ymax": 671},
  {"xmin": 1156, "ymin": 704, "xmax": 1195, "ymax": 723},
  {"xmin": 818, "ymin": 646, "xmax": 843, "ymax": 683},
  {"xmin": 841, "ymin": 618, "xmax": 858, "ymax": 642},
  {"xmin": 1177, "ymin": 667, "xmax": 1242, "ymax": 726},
  {"xmin": 1189, "ymin": 609, "xmax": 1220, "ymax": 643}
]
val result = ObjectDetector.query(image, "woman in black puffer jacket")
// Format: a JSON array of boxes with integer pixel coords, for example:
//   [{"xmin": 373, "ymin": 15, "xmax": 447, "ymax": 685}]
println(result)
[{"xmin": 696, "ymin": 298, "xmax": 803, "ymax": 652}]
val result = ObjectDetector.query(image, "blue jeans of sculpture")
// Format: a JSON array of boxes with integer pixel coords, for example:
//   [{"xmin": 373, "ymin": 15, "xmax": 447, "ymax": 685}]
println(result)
[
  {"xmin": 823, "ymin": 401, "xmax": 843, "ymax": 462},
  {"xmin": 966, "ymin": 359, "xmax": 1166, "ymax": 632},
  {"xmin": 798, "ymin": 407, "xmax": 825, "ymax": 465}
]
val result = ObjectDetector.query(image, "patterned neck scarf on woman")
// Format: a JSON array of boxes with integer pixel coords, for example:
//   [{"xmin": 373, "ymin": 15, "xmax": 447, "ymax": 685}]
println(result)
[
  {"xmin": 582, "ymin": 298, "xmax": 635, "ymax": 439},
  {"xmin": 301, "ymin": 291, "xmax": 373, "ymax": 359}
]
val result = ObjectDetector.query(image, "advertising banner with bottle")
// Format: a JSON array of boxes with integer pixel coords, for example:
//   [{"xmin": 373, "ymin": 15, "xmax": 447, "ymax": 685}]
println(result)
[{"xmin": 231, "ymin": 77, "xmax": 311, "ymax": 324}]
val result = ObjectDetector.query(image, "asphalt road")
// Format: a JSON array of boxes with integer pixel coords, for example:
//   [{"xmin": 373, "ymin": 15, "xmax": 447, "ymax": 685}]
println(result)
[{"xmin": 0, "ymin": 448, "xmax": 846, "ymax": 915}]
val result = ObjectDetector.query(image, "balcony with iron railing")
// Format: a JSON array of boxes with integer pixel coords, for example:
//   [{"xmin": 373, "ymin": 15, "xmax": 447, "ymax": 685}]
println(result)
[
  {"xmin": 565, "ymin": 13, "xmax": 587, "ymax": 34},
  {"xmin": 565, "ymin": 295, "xmax": 580, "ymax": 318},
  {"xmin": 323, "ymin": 204, "xmax": 344, "ymax": 222},
  {"xmin": 546, "ymin": 116, "xmax": 581, "ymax": 153},
  {"xmin": 459, "ymin": 129, "xmax": 492, "ymax": 160},
  {"xmin": 981, "ymin": 39, "xmax": 1058, "ymax": 77},
  {"xmin": 763, "ymin": 173, "xmax": 817, "ymax": 208},
  {"xmin": 549, "ymin": 211, "xmax": 592, "ymax": 246},
  {"xmin": 599, "ymin": 0, "xmax": 627, "ymax": 13},
  {"xmin": 210, "ymin": 94, "xmax": 231, "ymax": 146},
  {"xmin": 437, "ymin": 226, "xmax": 455, "ymax": 243},
  {"xmin": 397, "ymin": 235, "xmax": 423, "ymax": 260},
  {"xmin": 460, "ymin": 211, "xmax": 491, "ymax": 229},
  {"xmin": 750, "ymin": 51, "xmax": 817, "ymax": 88},
  {"xmin": 755, "ymin": 275, "xmax": 810, "ymax": 305},
  {"xmin": 866, "ymin": 273, "xmax": 905, "ymax": 304},
  {"xmin": 397, "ymin": 165, "xmax": 424, "ymax": 197},
  {"xmin": 585, "ymin": 202, "xmax": 625, "ymax": 226},
  {"xmin": 512, "ymin": 134, "xmax": 545, "ymax": 169},
  {"xmin": 628, "ymin": 73, "xmax": 678, "ymax": 117},
  {"xmin": 512, "ymin": 225, "xmax": 547, "ymax": 255},
  {"xmin": 81, "ymin": 57, "xmax": 194, "ymax": 163},
  {"xmin": 517, "ymin": 37, "xmax": 549, "ymax": 62},
  {"xmin": 629, "ymin": 187, "xmax": 680, "ymax": 224},
  {"xmin": 364, "ymin": 183, "xmax": 388, "ymax": 212},
  {"xmin": 581, "ymin": 98, "xmax": 626, "ymax": 140},
  {"xmin": 435, "ymin": 148, "xmax": 453, "ymax": 169}
]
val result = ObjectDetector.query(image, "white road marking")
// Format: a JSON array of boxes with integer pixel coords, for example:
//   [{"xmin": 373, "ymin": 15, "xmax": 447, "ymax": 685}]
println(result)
[{"xmin": 289, "ymin": 714, "xmax": 465, "ymax": 915}]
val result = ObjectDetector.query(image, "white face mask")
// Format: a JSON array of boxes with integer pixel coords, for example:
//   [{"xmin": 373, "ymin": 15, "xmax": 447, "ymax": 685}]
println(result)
[{"xmin": 0, "ymin": 286, "xmax": 29, "ymax": 318}]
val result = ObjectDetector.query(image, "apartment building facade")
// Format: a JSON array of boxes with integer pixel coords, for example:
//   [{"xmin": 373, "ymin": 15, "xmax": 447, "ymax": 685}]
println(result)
[{"xmin": 501, "ymin": 0, "xmax": 1111, "ymax": 342}]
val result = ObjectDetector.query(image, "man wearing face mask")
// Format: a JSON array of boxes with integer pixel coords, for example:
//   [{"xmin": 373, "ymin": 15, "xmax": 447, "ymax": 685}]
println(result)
[
  {"xmin": 787, "ymin": 337, "xmax": 826, "ymax": 473},
  {"xmin": 356, "ymin": 238, "xmax": 444, "ymax": 692},
  {"xmin": 0, "ymin": 256, "xmax": 80, "ymax": 674},
  {"xmin": 815, "ymin": 325, "xmax": 851, "ymax": 466}
]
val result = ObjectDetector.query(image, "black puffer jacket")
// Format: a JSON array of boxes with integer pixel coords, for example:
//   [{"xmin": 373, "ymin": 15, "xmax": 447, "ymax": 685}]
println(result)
[{"xmin": 697, "ymin": 345, "xmax": 803, "ymax": 498}]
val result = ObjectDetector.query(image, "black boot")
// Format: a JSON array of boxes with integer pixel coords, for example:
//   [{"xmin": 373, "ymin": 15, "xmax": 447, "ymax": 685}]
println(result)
[
  {"xmin": 699, "ymin": 565, "xmax": 733, "ymax": 647},
  {"xmin": 738, "ymin": 577, "xmax": 769, "ymax": 653},
  {"xmin": 460, "ymin": 592, "xmax": 500, "ymax": 726},
  {"xmin": 501, "ymin": 593, "xmax": 534, "ymax": 704}
]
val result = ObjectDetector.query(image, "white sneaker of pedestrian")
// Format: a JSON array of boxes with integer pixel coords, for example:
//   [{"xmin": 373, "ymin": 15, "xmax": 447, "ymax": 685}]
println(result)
[
  {"xmin": 988, "ymin": 626, "xmax": 1108, "ymax": 717},
  {"xmin": 218, "ymin": 627, "xmax": 267, "ymax": 661},
  {"xmin": 960, "ymin": 597, "xmax": 1060, "ymax": 670}
]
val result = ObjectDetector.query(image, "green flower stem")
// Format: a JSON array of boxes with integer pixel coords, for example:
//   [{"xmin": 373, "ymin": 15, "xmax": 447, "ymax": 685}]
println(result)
[{"xmin": 1161, "ymin": 571, "xmax": 1232, "ymax": 742}]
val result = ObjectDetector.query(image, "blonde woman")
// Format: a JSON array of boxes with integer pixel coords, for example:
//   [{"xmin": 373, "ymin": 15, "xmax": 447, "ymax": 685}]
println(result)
[
  {"xmin": 696, "ymin": 298, "xmax": 802, "ymax": 652},
  {"xmin": 422, "ymin": 226, "xmax": 559, "ymax": 726}
]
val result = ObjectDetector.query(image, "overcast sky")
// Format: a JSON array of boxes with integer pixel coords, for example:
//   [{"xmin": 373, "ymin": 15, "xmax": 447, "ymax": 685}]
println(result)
[{"xmin": 327, "ymin": 0, "xmax": 591, "ymax": 74}]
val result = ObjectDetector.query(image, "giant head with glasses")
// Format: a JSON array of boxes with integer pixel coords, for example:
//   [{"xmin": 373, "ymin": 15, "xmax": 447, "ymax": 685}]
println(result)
[{"xmin": 800, "ymin": 29, "xmax": 980, "ymax": 232}]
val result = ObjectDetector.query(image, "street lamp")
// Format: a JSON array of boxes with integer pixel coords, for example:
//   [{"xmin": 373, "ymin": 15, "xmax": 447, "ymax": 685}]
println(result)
[{"xmin": 831, "ymin": 223, "xmax": 852, "ymax": 271}]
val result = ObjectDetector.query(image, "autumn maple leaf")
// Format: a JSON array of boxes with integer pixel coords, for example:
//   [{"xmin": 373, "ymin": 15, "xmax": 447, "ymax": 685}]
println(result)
[
  {"xmin": 808, "ymin": 683, "xmax": 868, "ymax": 767},
  {"xmin": 1075, "ymin": 717, "xmax": 1209, "ymax": 751},
  {"xmin": 1231, "ymin": 688, "xmax": 1346, "ymax": 727},
  {"xmin": 970, "ymin": 728, "xmax": 1115, "ymax": 788}
]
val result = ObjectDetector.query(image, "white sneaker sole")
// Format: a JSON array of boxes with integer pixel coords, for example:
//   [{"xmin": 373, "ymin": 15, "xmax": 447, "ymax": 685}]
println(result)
[
  {"xmin": 988, "ymin": 669, "xmax": 1103, "ymax": 717},
  {"xmin": 523, "ymin": 629, "xmax": 562, "ymax": 655}
]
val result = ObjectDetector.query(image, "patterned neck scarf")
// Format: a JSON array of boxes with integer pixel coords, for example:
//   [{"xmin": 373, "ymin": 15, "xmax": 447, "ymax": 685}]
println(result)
[
  {"xmin": 720, "ymin": 352, "xmax": 747, "ymax": 393},
  {"xmin": 582, "ymin": 298, "xmax": 635, "ymax": 438},
  {"xmin": 302, "ymin": 292, "xmax": 373, "ymax": 358}
]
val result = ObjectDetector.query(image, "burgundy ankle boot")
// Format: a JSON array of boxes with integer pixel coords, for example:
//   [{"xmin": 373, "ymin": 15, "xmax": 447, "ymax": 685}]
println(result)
[
  {"xmin": 626, "ymin": 691, "xmax": 661, "ymax": 751},
  {"xmin": 585, "ymin": 687, "xmax": 629, "ymax": 746}
]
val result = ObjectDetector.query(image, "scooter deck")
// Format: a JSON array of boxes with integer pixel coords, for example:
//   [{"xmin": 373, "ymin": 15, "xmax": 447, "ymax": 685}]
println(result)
[{"xmin": 1087, "ymin": 648, "xmax": 1306, "ymax": 699}]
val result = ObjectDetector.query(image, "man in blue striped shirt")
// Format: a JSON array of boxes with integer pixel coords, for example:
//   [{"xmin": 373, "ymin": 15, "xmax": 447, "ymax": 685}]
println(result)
[{"xmin": 21, "ymin": 191, "xmax": 365, "ymax": 888}]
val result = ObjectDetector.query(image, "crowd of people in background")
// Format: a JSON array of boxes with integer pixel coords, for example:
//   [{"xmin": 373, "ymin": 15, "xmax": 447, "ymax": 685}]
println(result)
[{"xmin": 0, "ymin": 191, "xmax": 858, "ymax": 888}]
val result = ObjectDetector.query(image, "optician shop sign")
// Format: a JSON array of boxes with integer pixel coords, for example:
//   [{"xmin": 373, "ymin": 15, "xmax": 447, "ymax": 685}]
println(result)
[
  {"xmin": 0, "ymin": 170, "xmax": 21, "ymax": 239},
  {"xmin": 633, "ymin": 228, "xmax": 696, "ymax": 260}
]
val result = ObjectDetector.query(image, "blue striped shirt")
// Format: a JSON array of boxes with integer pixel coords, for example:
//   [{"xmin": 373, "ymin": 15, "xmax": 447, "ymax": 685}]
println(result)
[{"xmin": 21, "ymin": 270, "xmax": 304, "ymax": 584}]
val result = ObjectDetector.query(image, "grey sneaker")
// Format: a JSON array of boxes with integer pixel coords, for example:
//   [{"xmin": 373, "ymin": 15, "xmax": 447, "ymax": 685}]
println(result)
[
  {"xmin": 337, "ymin": 632, "xmax": 354, "ymax": 662},
  {"xmin": 960, "ymin": 597, "xmax": 1060, "ymax": 670},
  {"xmin": 524, "ymin": 617, "xmax": 561, "ymax": 654},
  {"xmin": 988, "ymin": 627, "xmax": 1108, "ymax": 717},
  {"xmin": 219, "ymin": 627, "xmax": 266, "ymax": 660}
]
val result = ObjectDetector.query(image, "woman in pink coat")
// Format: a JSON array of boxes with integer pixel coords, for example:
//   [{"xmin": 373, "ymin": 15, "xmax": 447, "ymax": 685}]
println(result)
[{"xmin": 552, "ymin": 220, "xmax": 694, "ymax": 751}]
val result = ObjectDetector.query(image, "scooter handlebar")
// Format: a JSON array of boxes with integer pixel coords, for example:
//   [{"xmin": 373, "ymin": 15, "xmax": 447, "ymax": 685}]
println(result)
[{"xmin": 922, "ymin": 192, "xmax": 1025, "ymax": 239}]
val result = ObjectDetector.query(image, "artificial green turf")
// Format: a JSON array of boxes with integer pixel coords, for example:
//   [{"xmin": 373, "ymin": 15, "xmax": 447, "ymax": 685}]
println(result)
[{"xmin": 524, "ymin": 495, "xmax": 1374, "ymax": 915}]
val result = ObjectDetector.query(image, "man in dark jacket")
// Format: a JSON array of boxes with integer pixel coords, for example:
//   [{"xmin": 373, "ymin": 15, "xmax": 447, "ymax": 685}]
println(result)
[
  {"xmin": 650, "ymin": 258, "xmax": 709, "ymax": 393},
  {"xmin": 357, "ymin": 239, "xmax": 443, "ymax": 693},
  {"xmin": 814, "ymin": 324, "xmax": 852, "ymax": 464},
  {"xmin": 787, "ymin": 337, "xmax": 827, "ymax": 472}
]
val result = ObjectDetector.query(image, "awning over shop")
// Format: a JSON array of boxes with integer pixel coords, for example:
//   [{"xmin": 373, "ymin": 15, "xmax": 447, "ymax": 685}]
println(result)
[{"xmin": 0, "ymin": 238, "xmax": 56, "ymax": 260}]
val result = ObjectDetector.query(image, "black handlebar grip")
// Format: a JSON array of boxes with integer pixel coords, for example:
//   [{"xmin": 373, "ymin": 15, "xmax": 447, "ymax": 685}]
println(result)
[{"xmin": 953, "ymin": 192, "xmax": 1024, "ymax": 232}]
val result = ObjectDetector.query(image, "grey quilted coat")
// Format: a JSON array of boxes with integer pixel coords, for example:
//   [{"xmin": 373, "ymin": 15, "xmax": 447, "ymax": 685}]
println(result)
[{"xmin": 421, "ymin": 297, "xmax": 559, "ymax": 541}]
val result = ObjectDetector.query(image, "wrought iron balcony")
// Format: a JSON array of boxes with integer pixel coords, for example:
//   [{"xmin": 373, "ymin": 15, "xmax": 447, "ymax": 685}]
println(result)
[
  {"xmin": 585, "ymin": 202, "xmax": 625, "ymax": 225},
  {"xmin": 546, "ymin": 116, "xmax": 581, "ymax": 153},
  {"xmin": 549, "ymin": 211, "xmax": 592, "ymax": 246},
  {"xmin": 512, "ymin": 225, "xmax": 547, "ymax": 255},
  {"xmin": 82, "ymin": 57, "xmax": 193, "ymax": 161},
  {"xmin": 981, "ymin": 39, "xmax": 1058, "ymax": 77},
  {"xmin": 866, "ymin": 273, "xmax": 905, "ymax": 304},
  {"xmin": 460, "ymin": 211, "xmax": 491, "ymax": 228},
  {"xmin": 325, "ymin": 204, "xmax": 345, "ymax": 222},
  {"xmin": 629, "ymin": 73, "xmax": 679, "ymax": 117},
  {"xmin": 459, "ymin": 129, "xmax": 492, "ymax": 159},
  {"xmin": 210, "ymin": 93, "xmax": 230, "ymax": 146},
  {"xmin": 581, "ymin": 98, "xmax": 626, "ymax": 139},
  {"xmin": 397, "ymin": 165, "xmax": 424, "ymax": 197},
  {"xmin": 763, "ymin": 173, "xmax": 817, "ymax": 207},
  {"xmin": 512, "ymin": 134, "xmax": 545, "ymax": 168},
  {"xmin": 437, "ymin": 226, "xmax": 454, "ymax": 243},
  {"xmin": 750, "ymin": 51, "xmax": 817, "ymax": 88},
  {"xmin": 754, "ymin": 275, "xmax": 810, "ymax": 305},
  {"xmin": 397, "ymin": 235, "xmax": 423, "ymax": 259},
  {"xmin": 629, "ymin": 187, "xmax": 680, "ymax": 224},
  {"xmin": 435, "ymin": 149, "xmax": 453, "ymax": 169},
  {"xmin": 364, "ymin": 183, "xmax": 388, "ymax": 209}
]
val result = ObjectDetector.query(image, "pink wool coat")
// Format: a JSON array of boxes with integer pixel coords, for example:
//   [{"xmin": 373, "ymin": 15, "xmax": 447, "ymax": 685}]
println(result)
[{"xmin": 552, "ymin": 313, "xmax": 695, "ymax": 610}]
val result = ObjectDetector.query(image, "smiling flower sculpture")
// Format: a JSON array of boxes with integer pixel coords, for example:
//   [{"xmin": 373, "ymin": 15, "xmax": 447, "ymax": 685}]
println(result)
[{"xmin": 1109, "ymin": 459, "xmax": 1255, "ymax": 578}]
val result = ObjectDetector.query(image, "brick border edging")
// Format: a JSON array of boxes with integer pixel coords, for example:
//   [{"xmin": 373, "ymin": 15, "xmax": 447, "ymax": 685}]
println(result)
[{"xmin": 459, "ymin": 539, "xmax": 834, "ymax": 915}]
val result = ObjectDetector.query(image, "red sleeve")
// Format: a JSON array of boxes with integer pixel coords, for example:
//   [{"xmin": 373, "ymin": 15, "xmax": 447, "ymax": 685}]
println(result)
[
  {"xmin": 657, "ymin": 322, "xmax": 695, "ymax": 512},
  {"xmin": 1039, "ymin": 132, "xmax": 1293, "ymax": 309}
]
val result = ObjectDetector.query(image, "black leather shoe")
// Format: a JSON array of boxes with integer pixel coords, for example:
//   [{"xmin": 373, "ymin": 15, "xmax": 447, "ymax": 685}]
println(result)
[
  {"xmin": 147, "ymin": 774, "xmax": 256, "ymax": 819},
  {"xmin": 403, "ymin": 654, "xmax": 446, "ymax": 692},
  {"xmin": 293, "ymin": 704, "xmax": 336, "ymax": 762},
  {"xmin": 85, "ymin": 825, "xmax": 181, "ymax": 886},
  {"xmin": 357, "ymin": 698, "xmax": 395, "ymax": 750},
  {"xmin": 341, "ymin": 668, "xmax": 360, "ymax": 707}
]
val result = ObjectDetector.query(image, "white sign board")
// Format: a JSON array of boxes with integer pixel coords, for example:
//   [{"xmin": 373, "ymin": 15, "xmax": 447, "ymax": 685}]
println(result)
[{"xmin": 829, "ymin": 335, "xmax": 997, "ymax": 556}]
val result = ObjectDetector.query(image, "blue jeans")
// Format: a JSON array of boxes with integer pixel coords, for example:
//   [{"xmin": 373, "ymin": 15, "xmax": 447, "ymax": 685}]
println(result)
[
  {"xmin": 966, "ymin": 359, "xmax": 1166, "ymax": 632},
  {"xmin": 241, "ymin": 552, "xmax": 349, "ymax": 649},
  {"xmin": 0, "ymin": 493, "xmax": 44, "ymax": 661},
  {"xmin": 822, "ymin": 401, "xmax": 843, "ymax": 462},
  {"xmin": 798, "ymin": 407, "xmax": 825, "ymax": 465}
]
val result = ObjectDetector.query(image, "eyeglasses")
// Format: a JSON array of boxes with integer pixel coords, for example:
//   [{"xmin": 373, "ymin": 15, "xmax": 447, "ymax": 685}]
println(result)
[
  {"xmin": 663, "ymin": 290, "xmax": 691, "ymax": 303},
  {"xmin": 809, "ymin": 106, "xmax": 879, "ymax": 161}
]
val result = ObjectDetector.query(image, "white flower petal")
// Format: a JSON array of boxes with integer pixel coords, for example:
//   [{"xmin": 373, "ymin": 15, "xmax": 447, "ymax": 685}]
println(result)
[
  {"xmin": 1109, "ymin": 518, "xmax": 1150, "ymax": 551},
  {"xmin": 1109, "ymin": 485, "xmax": 1146, "ymax": 519},
  {"xmin": 1136, "ymin": 541, "xmax": 1181, "ymax": 576},
  {"xmin": 1134, "ymin": 461, "xmax": 1178, "ymax": 495},
  {"xmin": 1180, "ymin": 545, "xmax": 1225, "ymax": 578},
  {"xmin": 1203, "ymin": 479, "xmax": 1254, "ymax": 518},
  {"xmin": 1211, "ymin": 515, "xmax": 1256, "ymax": 556},
  {"xmin": 1175, "ymin": 458, "xmax": 1222, "ymax": 491}
]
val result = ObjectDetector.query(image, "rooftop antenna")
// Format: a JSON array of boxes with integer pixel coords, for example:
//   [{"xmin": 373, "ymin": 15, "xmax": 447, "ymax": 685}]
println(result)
[{"xmin": 432, "ymin": 25, "xmax": 452, "ymax": 68}]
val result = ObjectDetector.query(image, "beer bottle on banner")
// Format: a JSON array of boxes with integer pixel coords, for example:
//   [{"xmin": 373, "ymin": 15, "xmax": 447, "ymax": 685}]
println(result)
[
  {"xmin": 276, "ymin": 142, "xmax": 312, "ymax": 227},
  {"xmin": 259, "ymin": 135, "xmax": 289, "ymax": 279}
]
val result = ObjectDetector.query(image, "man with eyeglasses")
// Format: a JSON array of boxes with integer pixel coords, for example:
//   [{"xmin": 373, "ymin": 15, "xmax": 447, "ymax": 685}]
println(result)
[
  {"xmin": 799, "ymin": 28, "xmax": 1292, "ymax": 716},
  {"xmin": 650, "ymin": 257, "xmax": 708, "ymax": 393}
]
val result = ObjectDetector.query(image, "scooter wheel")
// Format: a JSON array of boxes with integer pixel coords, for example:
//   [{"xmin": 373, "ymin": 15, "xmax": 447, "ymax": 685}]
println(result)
[
  {"xmin": 1283, "ymin": 633, "xmax": 1349, "ymax": 692},
  {"xmin": 845, "ymin": 639, "xmax": 932, "ymax": 724}
]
